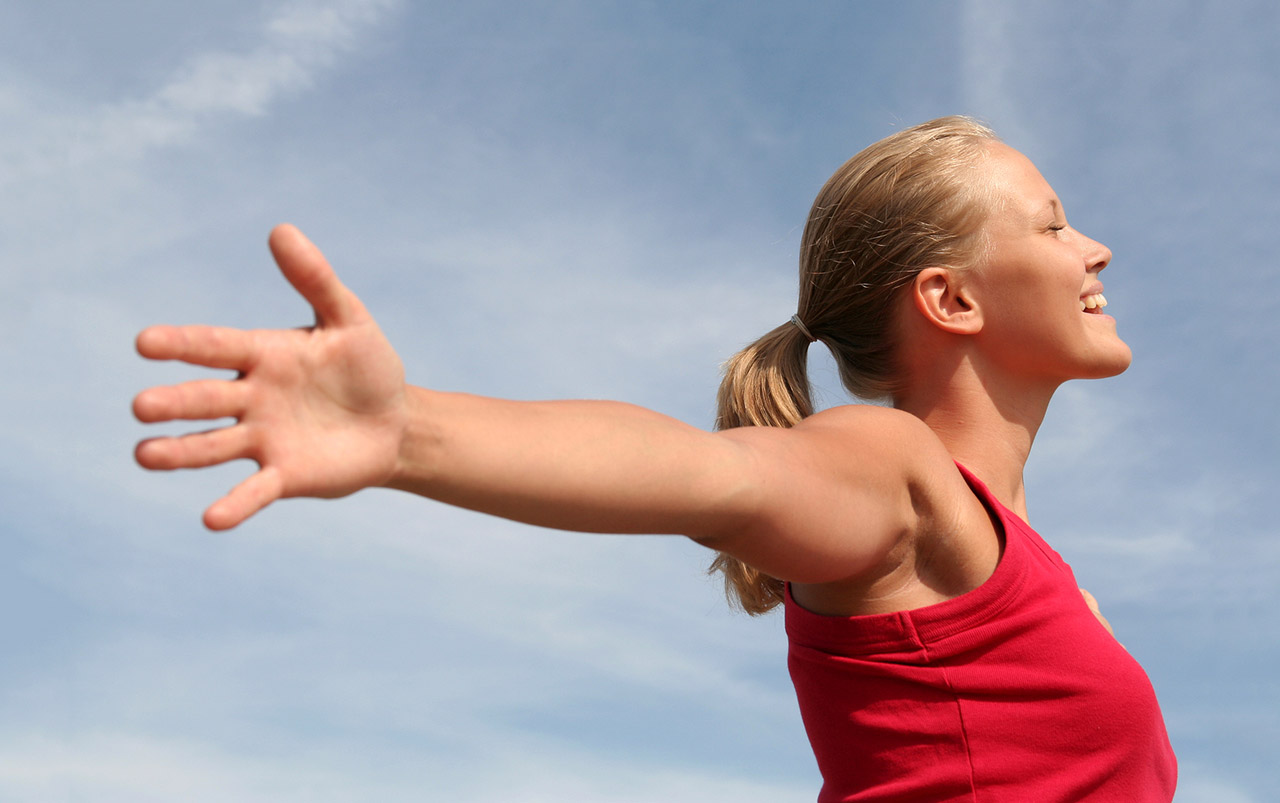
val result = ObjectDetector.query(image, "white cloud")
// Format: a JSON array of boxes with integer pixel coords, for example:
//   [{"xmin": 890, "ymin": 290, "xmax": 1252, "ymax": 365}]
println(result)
[
  {"xmin": 0, "ymin": 729, "xmax": 815, "ymax": 803},
  {"xmin": 267, "ymin": 0, "xmax": 400, "ymax": 42},
  {"xmin": 959, "ymin": 0, "xmax": 1032, "ymax": 144},
  {"xmin": 0, "ymin": 0, "xmax": 401, "ymax": 182},
  {"xmin": 155, "ymin": 50, "xmax": 311, "ymax": 118},
  {"xmin": 1173, "ymin": 770, "xmax": 1260, "ymax": 803},
  {"xmin": 156, "ymin": 0, "xmax": 402, "ymax": 119}
]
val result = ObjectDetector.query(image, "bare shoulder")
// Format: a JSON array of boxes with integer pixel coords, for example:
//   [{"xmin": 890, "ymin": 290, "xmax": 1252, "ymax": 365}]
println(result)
[
  {"xmin": 794, "ymin": 403, "xmax": 936, "ymax": 441},
  {"xmin": 725, "ymin": 404, "xmax": 958, "ymax": 515},
  {"xmin": 793, "ymin": 402, "xmax": 933, "ymax": 434},
  {"xmin": 710, "ymin": 404, "xmax": 979, "ymax": 594},
  {"xmin": 791, "ymin": 404, "xmax": 959, "ymax": 490},
  {"xmin": 780, "ymin": 406, "xmax": 1001, "ymax": 617}
]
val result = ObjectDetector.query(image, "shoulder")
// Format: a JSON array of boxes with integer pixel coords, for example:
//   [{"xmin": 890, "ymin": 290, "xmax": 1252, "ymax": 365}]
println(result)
[
  {"xmin": 794, "ymin": 402, "xmax": 929, "ymax": 432},
  {"xmin": 722, "ymin": 404, "xmax": 958, "ymax": 533},
  {"xmin": 792, "ymin": 404, "xmax": 958, "ymax": 489},
  {"xmin": 793, "ymin": 404, "xmax": 943, "ymax": 453},
  {"xmin": 782, "ymin": 405, "xmax": 1001, "ymax": 615}
]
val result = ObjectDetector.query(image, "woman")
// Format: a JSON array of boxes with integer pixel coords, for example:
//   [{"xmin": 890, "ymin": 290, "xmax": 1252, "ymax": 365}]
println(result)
[{"xmin": 133, "ymin": 117, "xmax": 1176, "ymax": 800}]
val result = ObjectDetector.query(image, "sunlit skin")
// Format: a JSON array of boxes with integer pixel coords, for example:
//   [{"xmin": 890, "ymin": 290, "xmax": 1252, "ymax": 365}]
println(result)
[{"xmin": 133, "ymin": 144, "xmax": 1120, "ymax": 633}]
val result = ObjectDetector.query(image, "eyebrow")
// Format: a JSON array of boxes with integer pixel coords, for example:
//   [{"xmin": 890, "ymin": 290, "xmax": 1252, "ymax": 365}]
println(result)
[{"xmin": 1037, "ymin": 198, "xmax": 1063, "ymax": 220}]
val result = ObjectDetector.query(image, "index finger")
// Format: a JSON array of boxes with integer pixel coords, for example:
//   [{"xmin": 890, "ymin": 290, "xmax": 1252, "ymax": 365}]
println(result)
[{"xmin": 136, "ymin": 325, "xmax": 257, "ymax": 370}]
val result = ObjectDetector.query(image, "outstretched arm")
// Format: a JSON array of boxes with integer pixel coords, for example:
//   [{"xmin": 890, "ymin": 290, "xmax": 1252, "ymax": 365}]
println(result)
[
  {"xmin": 134, "ymin": 225, "xmax": 935, "ymax": 584},
  {"xmin": 134, "ymin": 225, "xmax": 750, "ymax": 535}
]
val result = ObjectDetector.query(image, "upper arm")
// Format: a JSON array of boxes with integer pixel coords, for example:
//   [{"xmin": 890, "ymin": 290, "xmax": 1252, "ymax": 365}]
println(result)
[{"xmin": 693, "ymin": 405, "xmax": 957, "ymax": 585}]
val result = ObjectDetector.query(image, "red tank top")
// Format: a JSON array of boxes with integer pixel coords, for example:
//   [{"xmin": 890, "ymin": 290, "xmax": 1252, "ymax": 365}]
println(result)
[{"xmin": 785, "ymin": 464, "xmax": 1177, "ymax": 802}]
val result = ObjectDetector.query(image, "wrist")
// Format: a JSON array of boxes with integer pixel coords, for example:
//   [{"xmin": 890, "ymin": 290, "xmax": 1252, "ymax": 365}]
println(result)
[{"xmin": 384, "ymin": 385, "xmax": 440, "ymax": 493}]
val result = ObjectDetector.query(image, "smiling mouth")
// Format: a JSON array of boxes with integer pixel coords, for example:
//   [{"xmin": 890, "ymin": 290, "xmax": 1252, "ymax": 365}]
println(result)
[{"xmin": 1080, "ymin": 293, "xmax": 1108, "ymax": 314}]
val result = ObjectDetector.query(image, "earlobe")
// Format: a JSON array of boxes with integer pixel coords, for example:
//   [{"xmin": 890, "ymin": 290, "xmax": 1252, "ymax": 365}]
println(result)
[{"xmin": 911, "ymin": 268, "xmax": 984, "ymax": 335}]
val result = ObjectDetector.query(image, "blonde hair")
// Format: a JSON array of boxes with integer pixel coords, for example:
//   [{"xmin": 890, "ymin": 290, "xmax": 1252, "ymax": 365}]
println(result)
[{"xmin": 710, "ymin": 116, "xmax": 1000, "ymax": 614}]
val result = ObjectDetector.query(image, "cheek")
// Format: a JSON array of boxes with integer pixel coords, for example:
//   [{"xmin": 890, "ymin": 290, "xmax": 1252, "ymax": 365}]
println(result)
[
  {"xmin": 1012, "ymin": 267, "xmax": 1081, "ymax": 317},
  {"xmin": 982, "ymin": 273, "xmax": 1061, "ymax": 321},
  {"xmin": 970, "ymin": 248, "xmax": 1080, "ymax": 329},
  {"xmin": 980, "ymin": 278, "xmax": 1083, "ymax": 348}
]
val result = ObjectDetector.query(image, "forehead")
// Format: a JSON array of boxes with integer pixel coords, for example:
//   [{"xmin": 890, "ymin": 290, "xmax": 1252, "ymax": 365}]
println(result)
[{"xmin": 980, "ymin": 142, "xmax": 1060, "ymax": 218}]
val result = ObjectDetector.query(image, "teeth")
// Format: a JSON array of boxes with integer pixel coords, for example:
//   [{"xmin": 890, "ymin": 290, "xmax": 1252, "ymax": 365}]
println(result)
[{"xmin": 1080, "ymin": 293, "xmax": 1107, "ymax": 312}]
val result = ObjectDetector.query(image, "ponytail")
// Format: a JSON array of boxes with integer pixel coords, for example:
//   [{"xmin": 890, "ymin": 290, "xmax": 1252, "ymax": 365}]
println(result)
[
  {"xmin": 715, "ymin": 321, "xmax": 815, "ymax": 430},
  {"xmin": 709, "ymin": 320, "xmax": 815, "ymax": 614}
]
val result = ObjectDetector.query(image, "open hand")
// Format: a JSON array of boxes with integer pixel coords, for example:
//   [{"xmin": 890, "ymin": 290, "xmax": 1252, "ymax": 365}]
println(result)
[{"xmin": 133, "ymin": 225, "xmax": 409, "ymax": 529}]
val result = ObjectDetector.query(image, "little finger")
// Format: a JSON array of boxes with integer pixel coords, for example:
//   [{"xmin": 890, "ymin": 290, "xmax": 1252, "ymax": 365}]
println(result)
[{"xmin": 135, "ymin": 424, "xmax": 255, "ymax": 471}]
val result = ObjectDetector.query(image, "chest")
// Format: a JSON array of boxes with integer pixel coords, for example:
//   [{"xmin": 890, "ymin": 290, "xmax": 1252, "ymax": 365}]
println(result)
[{"xmin": 786, "ymin": 558, "xmax": 1176, "ymax": 801}]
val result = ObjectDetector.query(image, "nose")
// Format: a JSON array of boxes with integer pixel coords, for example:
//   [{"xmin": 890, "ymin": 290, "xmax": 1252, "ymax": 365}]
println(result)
[{"xmin": 1082, "ymin": 232, "xmax": 1112, "ymax": 273}]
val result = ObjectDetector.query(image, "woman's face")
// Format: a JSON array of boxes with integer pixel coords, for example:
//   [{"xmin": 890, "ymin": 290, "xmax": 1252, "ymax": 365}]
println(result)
[{"xmin": 964, "ymin": 143, "xmax": 1132, "ymax": 385}]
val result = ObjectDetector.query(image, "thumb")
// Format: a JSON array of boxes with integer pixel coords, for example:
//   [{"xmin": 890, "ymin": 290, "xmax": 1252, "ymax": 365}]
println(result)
[{"xmin": 268, "ymin": 224, "xmax": 369, "ymax": 328}]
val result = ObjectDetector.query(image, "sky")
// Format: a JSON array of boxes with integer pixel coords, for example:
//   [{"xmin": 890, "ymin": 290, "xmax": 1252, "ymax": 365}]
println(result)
[{"xmin": 0, "ymin": 0, "xmax": 1276, "ymax": 800}]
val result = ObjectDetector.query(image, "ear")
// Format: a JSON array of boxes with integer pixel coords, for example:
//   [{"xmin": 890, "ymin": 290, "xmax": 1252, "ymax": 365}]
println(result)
[{"xmin": 910, "ymin": 267, "xmax": 983, "ymax": 335}]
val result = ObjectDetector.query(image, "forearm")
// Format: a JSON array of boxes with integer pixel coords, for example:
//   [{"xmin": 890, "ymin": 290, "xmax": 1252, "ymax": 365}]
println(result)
[{"xmin": 384, "ymin": 386, "xmax": 756, "ymax": 538}]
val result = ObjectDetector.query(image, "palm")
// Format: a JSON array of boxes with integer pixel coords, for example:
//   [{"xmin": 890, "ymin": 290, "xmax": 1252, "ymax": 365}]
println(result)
[
  {"xmin": 242, "ymin": 318, "xmax": 404, "ymax": 494},
  {"xmin": 134, "ymin": 225, "xmax": 408, "ymax": 529}
]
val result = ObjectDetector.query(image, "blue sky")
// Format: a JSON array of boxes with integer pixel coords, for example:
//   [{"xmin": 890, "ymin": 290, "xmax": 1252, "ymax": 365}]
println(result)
[{"xmin": 0, "ymin": 1, "xmax": 1276, "ymax": 800}]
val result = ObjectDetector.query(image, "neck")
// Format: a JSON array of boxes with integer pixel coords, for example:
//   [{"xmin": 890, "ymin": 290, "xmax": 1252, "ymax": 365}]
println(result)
[{"xmin": 895, "ymin": 360, "xmax": 1059, "ymax": 520}]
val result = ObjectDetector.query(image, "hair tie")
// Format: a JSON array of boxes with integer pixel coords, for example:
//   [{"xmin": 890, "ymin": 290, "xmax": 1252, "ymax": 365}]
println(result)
[{"xmin": 789, "ymin": 314, "xmax": 816, "ymax": 343}]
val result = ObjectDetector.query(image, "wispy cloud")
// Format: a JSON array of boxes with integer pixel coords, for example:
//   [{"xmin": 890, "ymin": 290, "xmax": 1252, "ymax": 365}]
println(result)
[
  {"xmin": 1172, "ymin": 768, "xmax": 1261, "ymax": 803},
  {"xmin": 0, "ymin": 729, "xmax": 815, "ymax": 803},
  {"xmin": 156, "ymin": 0, "xmax": 400, "ymax": 118},
  {"xmin": 959, "ymin": 0, "xmax": 1030, "ymax": 143},
  {"xmin": 1, "ymin": 0, "xmax": 401, "ymax": 182}
]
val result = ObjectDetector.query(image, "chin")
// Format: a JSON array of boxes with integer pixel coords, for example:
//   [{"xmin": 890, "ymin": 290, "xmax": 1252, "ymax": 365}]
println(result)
[{"xmin": 1085, "ymin": 341, "xmax": 1134, "ymax": 379}]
